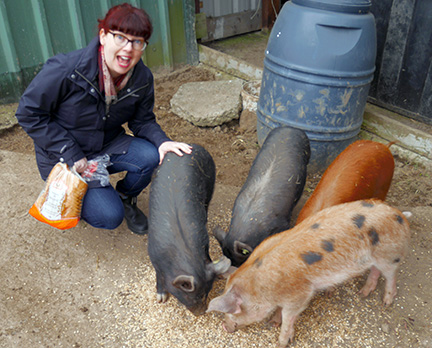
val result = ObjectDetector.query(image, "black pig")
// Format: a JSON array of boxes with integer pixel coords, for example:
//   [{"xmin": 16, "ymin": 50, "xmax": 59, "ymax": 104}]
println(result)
[
  {"xmin": 147, "ymin": 144, "xmax": 231, "ymax": 315},
  {"xmin": 214, "ymin": 126, "xmax": 310, "ymax": 267}
]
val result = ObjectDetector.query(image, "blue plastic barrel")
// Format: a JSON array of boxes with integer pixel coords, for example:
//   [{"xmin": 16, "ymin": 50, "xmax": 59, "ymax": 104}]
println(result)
[{"xmin": 257, "ymin": 0, "xmax": 376, "ymax": 173}]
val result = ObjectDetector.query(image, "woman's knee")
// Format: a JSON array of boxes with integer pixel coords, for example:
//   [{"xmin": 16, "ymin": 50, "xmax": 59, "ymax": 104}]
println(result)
[
  {"xmin": 131, "ymin": 137, "xmax": 160, "ymax": 169},
  {"xmin": 82, "ymin": 206, "xmax": 124, "ymax": 229},
  {"xmin": 81, "ymin": 187, "xmax": 124, "ymax": 230},
  {"xmin": 141, "ymin": 144, "xmax": 159, "ymax": 171}
]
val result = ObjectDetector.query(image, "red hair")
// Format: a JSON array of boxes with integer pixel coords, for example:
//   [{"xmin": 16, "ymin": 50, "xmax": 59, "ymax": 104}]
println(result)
[{"xmin": 98, "ymin": 3, "xmax": 152, "ymax": 42}]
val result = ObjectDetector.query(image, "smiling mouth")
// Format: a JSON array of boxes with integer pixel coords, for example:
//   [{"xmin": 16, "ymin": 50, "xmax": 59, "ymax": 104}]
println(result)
[{"xmin": 117, "ymin": 56, "xmax": 131, "ymax": 68}]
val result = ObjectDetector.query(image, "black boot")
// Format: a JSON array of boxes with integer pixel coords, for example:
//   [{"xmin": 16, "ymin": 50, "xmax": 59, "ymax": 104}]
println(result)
[{"xmin": 121, "ymin": 196, "xmax": 148, "ymax": 235}]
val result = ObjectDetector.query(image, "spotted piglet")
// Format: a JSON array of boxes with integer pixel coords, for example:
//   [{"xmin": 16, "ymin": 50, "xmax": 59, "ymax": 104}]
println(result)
[{"xmin": 207, "ymin": 200, "xmax": 410, "ymax": 347}]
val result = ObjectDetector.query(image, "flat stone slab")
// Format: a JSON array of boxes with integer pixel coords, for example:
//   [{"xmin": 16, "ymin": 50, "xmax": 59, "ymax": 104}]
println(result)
[{"xmin": 170, "ymin": 79, "xmax": 243, "ymax": 127}]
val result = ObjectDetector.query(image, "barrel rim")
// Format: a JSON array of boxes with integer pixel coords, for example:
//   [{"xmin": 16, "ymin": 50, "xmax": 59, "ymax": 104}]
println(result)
[
  {"xmin": 265, "ymin": 53, "xmax": 376, "ymax": 78},
  {"xmin": 291, "ymin": 0, "xmax": 372, "ymax": 14},
  {"xmin": 256, "ymin": 112, "xmax": 363, "ymax": 141},
  {"xmin": 263, "ymin": 55, "xmax": 375, "ymax": 87}
]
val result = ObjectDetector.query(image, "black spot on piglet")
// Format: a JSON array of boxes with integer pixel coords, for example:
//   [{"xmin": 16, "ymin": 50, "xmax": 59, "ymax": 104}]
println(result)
[
  {"xmin": 368, "ymin": 228, "xmax": 380, "ymax": 245},
  {"xmin": 361, "ymin": 201, "xmax": 375, "ymax": 208},
  {"xmin": 253, "ymin": 257, "xmax": 263, "ymax": 268},
  {"xmin": 301, "ymin": 251, "xmax": 323, "ymax": 265},
  {"xmin": 311, "ymin": 223, "xmax": 320, "ymax": 229},
  {"xmin": 394, "ymin": 258, "xmax": 401, "ymax": 263},
  {"xmin": 353, "ymin": 214, "xmax": 366, "ymax": 229},
  {"xmin": 396, "ymin": 215, "xmax": 404, "ymax": 224},
  {"xmin": 321, "ymin": 239, "xmax": 335, "ymax": 252}
]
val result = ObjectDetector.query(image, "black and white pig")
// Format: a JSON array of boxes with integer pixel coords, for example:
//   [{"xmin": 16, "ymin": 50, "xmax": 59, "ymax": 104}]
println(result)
[
  {"xmin": 147, "ymin": 144, "xmax": 231, "ymax": 316},
  {"xmin": 207, "ymin": 200, "xmax": 411, "ymax": 347},
  {"xmin": 214, "ymin": 126, "xmax": 310, "ymax": 267}
]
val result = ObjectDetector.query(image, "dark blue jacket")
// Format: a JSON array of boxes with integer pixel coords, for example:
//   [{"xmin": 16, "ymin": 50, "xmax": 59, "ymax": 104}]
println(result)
[{"xmin": 16, "ymin": 37, "xmax": 170, "ymax": 183}]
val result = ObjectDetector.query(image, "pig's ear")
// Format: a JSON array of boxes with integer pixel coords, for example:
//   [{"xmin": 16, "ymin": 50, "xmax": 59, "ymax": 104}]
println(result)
[
  {"xmin": 213, "ymin": 225, "xmax": 226, "ymax": 244},
  {"xmin": 210, "ymin": 255, "xmax": 231, "ymax": 275},
  {"xmin": 207, "ymin": 288, "xmax": 242, "ymax": 314},
  {"xmin": 172, "ymin": 275, "xmax": 195, "ymax": 293},
  {"xmin": 234, "ymin": 241, "xmax": 253, "ymax": 258}
]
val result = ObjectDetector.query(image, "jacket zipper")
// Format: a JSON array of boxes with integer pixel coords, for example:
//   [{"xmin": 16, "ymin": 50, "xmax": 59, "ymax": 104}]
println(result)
[
  {"xmin": 74, "ymin": 69, "xmax": 103, "ymax": 98},
  {"xmin": 75, "ymin": 69, "xmax": 149, "ymax": 101},
  {"xmin": 74, "ymin": 69, "xmax": 149, "ymax": 114},
  {"xmin": 116, "ymin": 84, "xmax": 149, "ymax": 103}
]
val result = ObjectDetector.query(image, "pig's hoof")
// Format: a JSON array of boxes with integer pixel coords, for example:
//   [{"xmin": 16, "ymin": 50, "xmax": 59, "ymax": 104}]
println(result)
[
  {"xmin": 156, "ymin": 292, "xmax": 169, "ymax": 303},
  {"xmin": 324, "ymin": 287, "xmax": 336, "ymax": 297},
  {"xmin": 358, "ymin": 285, "xmax": 373, "ymax": 298},
  {"xmin": 277, "ymin": 339, "xmax": 292, "ymax": 348},
  {"xmin": 269, "ymin": 318, "xmax": 281, "ymax": 328},
  {"xmin": 278, "ymin": 336, "xmax": 294, "ymax": 348},
  {"xmin": 383, "ymin": 292, "xmax": 396, "ymax": 306},
  {"xmin": 383, "ymin": 298, "xmax": 393, "ymax": 306}
]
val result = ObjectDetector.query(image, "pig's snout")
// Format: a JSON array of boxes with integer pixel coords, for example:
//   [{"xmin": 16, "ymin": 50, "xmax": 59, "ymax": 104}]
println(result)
[
  {"xmin": 222, "ymin": 318, "xmax": 237, "ymax": 333},
  {"xmin": 222, "ymin": 322, "xmax": 236, "ymax": 333},
  {"xmin": 188, "ymin": 302, "xmax": 207, "ymax": 316},
  {"xmin": 222, "ymin": 322, "xmax": 230, "ymax": 332}
]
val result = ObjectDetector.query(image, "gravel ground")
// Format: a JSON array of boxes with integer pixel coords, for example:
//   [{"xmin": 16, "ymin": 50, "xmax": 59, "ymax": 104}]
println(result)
[{"xmin": 1, "ymin": 66, "xmax": 431, "ymax": 347}]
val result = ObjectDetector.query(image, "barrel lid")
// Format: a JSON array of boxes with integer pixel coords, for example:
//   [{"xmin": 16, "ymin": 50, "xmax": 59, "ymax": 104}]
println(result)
[{"xmin": 292, "ymin": 0, "xmax": 372, "ymax": 13}]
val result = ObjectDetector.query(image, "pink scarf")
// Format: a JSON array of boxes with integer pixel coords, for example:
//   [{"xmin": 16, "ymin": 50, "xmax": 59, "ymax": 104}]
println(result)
[{"xmin": 98, "ymin": 45, "xmax": 133, "ymax": 105}]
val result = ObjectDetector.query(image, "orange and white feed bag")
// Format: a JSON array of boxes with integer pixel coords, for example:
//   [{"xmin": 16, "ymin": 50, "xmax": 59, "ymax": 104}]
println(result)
[{"xmin": 29, "ymin": 162, "xmax": 88, "ymax": 230}]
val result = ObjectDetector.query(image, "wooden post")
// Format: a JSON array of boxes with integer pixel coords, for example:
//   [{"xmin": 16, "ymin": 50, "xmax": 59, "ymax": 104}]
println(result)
[{"xmin": 262, "ymin": 0, "xmax": 281, "ymax": 30}]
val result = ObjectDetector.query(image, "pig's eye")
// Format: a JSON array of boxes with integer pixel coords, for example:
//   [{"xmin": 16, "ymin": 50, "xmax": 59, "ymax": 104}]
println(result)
[{"xmin": 234, "ymin": 241, "xmax": 253, "ymax": 258}]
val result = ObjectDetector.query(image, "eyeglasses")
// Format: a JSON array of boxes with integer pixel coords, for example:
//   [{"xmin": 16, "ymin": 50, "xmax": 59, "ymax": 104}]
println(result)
[{"xmin": 109, "ymin": 31, "xmax": 147, "ymax": 51}]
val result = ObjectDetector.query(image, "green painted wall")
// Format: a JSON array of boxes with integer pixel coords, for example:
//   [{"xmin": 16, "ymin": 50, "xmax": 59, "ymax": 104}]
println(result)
[{"xmin": 0, "ymin": 0, "xmax": 198, "ymax": 103}]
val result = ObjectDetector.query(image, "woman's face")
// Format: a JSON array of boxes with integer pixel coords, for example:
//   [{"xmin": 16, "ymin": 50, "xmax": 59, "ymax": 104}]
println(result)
[{"xmin": 99, "ymin": 29, "xmax": 144, "ymax": 79}]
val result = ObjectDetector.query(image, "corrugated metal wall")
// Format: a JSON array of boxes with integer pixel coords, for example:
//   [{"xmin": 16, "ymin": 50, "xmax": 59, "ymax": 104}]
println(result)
[
  {"xmin": 201, "ymin": 0, "xmax": 260, "ymax": 17},
  {"xmin": 370, "ymin": 0, "xmax": 432, "ymax": 125},
  {"xmin": 0, "ymin": 0, "xmax": 197, "ymax": 103},
  {"xmin": 198, "ymin": 0, "xmax": 262, "ymax": 41}
]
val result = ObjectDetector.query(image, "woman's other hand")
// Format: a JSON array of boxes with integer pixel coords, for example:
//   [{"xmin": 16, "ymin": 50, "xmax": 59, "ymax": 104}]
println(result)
[
  {"xmin": 158, "ymin": 141, "xmax": 192, "ymax": 165},
  {"xmin": 73, "ymin": 157, "xmax": 88, "ymax": 173}
]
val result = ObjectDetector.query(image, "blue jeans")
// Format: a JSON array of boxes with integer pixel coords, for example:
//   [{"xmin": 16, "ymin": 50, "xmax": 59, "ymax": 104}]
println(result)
[{"xmin": 80, "ymin": 137, "xmax": 159, "ymax": 229}]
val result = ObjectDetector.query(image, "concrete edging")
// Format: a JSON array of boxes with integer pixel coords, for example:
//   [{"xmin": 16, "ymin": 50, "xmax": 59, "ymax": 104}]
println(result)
[{"xmin": 198, "ymin": 45, "xmax": 262, "ymax": 81}]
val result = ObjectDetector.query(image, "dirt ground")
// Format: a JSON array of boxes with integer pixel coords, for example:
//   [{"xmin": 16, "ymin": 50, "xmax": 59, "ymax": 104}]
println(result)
[{"xmin": 1, "ymin": 65, "xmax": 431, "ymax": 348}]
